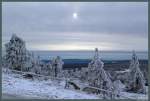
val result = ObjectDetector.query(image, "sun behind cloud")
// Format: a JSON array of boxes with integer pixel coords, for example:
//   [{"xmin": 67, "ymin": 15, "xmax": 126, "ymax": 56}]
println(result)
[{"xmin": 73, "ymin": 12, "xmax": 78, "ymax": 19}]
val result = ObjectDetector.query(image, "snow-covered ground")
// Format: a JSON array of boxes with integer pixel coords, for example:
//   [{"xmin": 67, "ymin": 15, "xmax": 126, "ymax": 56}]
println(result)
[
  {"xmin": 120, "ymin": 91, "xmax": 148, "ymax": 99},
  {"xmin": 2, "ymin": 70, "xmax": 148, "ymax": 99},
  {"xmin": 2, "ymin": 71, "xmax": 100, "ymax": 99}
]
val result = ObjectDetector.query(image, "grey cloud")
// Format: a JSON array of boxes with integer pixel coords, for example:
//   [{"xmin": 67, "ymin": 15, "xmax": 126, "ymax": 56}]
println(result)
[
  {"xmin": 2, "ymin": 2, "xmax": 148, "ymax": 36},
  {"xmin": 2, "ymin": 2, "xmax": 148, "ymax": 51}
]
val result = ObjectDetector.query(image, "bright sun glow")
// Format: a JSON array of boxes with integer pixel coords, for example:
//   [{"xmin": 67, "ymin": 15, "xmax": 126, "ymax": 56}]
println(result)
[
  {"xmin": 29, "ymin": 43, "xmax": 113, "ymax": 51},
  {"xmin": 73, "ymin": 12, "xmax": 78, "ymax": 19}
]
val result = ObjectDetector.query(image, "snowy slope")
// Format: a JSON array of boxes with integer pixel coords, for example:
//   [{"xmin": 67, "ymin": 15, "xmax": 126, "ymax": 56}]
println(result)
[
  {"xmin": 2, "ymin": 71, "xmax": 100, "ymax": 99},
  {"xmin": 120, "ymin": 91, "xmax": 148, "ymax": 99},
  {"xmin": 2, "ymin": 70, "xmax": 148, "ymax": 99}
]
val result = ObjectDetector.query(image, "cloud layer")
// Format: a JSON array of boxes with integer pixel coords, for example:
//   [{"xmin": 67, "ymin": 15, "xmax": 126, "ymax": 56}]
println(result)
[{"xmin": 2, "ymin": 2, "xmax": 148, "ymax": 51}]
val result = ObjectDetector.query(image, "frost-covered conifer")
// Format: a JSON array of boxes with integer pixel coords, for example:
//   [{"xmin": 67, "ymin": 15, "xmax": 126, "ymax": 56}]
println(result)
[
  {"xmin": 63, "ymin": 70, "xmax": 70, "ymax": 78},
  {"xmin": 88, "ymin": 48, "xmax": 113, "ymax": 97},
  {"xmin": 80, "ymin": 68, "xmax": 88, "ymax": 81},
  {"xmin": 22, "ymin": 51, "xmax": 32, "ymax": 71},
  {"xmin": 51, "ymin": 56, "xmax": 64, "ymax": 77},
  {"xmin": 127, "ymin": 51, "xmax": 146, "ymax": 93},
  {"xmin": 34, "ymin": 56, "xmax": 42, "ymax": 74},
  {"xmin": 30, "ymin": 52, "xmax": 38, "ymax": 73},
  {"xmin": 39, "ymin": 60, "xmax": 52, "ymax": 76},
  {"xmin": 46, "ymin": 62, "xmax": 53, "ymax": 76},
  {"xmin": 113, "ymin": 80, "xmax": 122, "ymax": 97},
  {"xmin": 5, "ymin": 34, "xmax": 28, "ymax": 71}
]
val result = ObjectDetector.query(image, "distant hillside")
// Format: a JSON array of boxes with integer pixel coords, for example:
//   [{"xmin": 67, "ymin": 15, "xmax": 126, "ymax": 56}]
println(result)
[{"xmin": 41, "ymin": 59, "xmax": 148, "ymax": 70}]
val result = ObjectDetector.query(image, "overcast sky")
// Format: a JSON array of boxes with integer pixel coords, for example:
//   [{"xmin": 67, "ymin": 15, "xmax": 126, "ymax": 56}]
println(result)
[{"xmin": 2, "ymin": 2, "xmax": 148, "ymax": 51}]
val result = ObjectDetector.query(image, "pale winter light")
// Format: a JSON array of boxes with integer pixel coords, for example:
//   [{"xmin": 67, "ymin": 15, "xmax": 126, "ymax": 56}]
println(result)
[{"xmin": 73, "ymin": 12, "xmax": 78, "ymax": 19}]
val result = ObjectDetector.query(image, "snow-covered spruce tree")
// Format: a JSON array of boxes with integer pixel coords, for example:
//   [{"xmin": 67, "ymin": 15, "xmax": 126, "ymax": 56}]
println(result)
[
  {"xmin": 2, "ymin": 55, "xmax": 6, "ymax": 68},
  {"xmin": 33, "ymin": 56, "xmax": 42, "ymax": 74},
  {"xmin": 23, "ymin": 51, "xmax": 41, "ymax": 73},
  {"xmin": 62, "ymin": 70, "xmax": 70, "ymax": 78},
  {"xmin": 126, "ymin": 50, "xmax": 146, "ymax": 93},
  {"xmin": 23, "ymin": 51, "xmax": 36, "ymax": 72},
  {"xmin": 5, "ymin": 34, "xmax": 28, "ymax": 71},
  {"xmin": 51, "ymin": 56, "xmax": 64, "ymax": 77},
  {"xmin": 88, "ymin": 48, "xmax": 114, "ymax": 98},
  {"xmin": 113, "ymin": 79, "xmax": 122, "ymax": 97},
  {"xmin": 2, "ymin": 55, "xmax": 10, "ymax": 73},
  {"xmin": 80, "ymin": 68, "xmax": 88, "ymax": 82},
  {"xmin": 30, "ymin": 52, "xmax": 45, "ymax": 75},
  {"xmin": 74, "ymin": 68, "xmax": 79, "ymax": 78},
  {"xmin": 30, "ymin": 52, "xmax": 38, "ymax": 73},
  {"xmin": 39, "ymin": 60, "xmax": 52, "ymax": 76},
  {"xmin": 45, "ymin": 62, "xmax": 53, "ymax": 76}
]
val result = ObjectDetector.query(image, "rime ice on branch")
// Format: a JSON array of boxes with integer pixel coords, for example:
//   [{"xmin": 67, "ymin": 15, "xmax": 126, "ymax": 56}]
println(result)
[
  {"xmin": 127, "ymin": 51, "xmax": 146, "ymax": 93},
  {"xmin": 88, "ymin": 48, "xmax": 113, "ymax": 95}
]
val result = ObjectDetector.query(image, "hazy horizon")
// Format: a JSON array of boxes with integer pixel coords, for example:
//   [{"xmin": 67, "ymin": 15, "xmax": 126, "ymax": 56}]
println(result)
[
  {"xmin": 30, "ymin": 50, "xmax": 148, "ymax": 52},
  {"xmin": 2, "ymin": 46, "xmax": 148, "ymax": 53}
]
